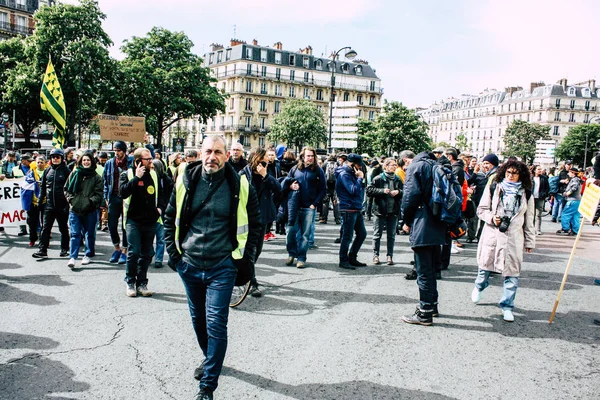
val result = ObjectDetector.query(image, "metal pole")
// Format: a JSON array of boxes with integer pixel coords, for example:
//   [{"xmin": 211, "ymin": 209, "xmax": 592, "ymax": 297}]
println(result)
[
  {"xmin": 328, "ymin": 65, "xmax": 335, "ymax": 154},
  {"xmin": 12, "ymin": 109, "xmax": 16, "ymax": 150},
  {"xmin": 583, "ymin": 132, "xmax": 589, "ymax": 169},
  {"xmin": 77, "ymin": 76, "xmax": 82, "ymax": 148}
]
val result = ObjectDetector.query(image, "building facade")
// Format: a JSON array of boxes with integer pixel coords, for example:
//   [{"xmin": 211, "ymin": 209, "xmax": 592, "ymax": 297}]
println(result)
[
  {"xmin": 0, "ymin": 0, "xmax": 39, "ymax": 40},
  {"xmin": 171, "ymin": 39, "xmax": 383, "ymax": 150},
  {"xmin": 418, "ymin": 79, "xmax": 600, "ymax": 160}
]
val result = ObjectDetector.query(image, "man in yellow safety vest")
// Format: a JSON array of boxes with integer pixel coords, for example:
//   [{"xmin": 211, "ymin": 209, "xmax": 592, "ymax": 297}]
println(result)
[{"xmin": 164, "ymin": 136, "xmax": 261, "ymax": 400}]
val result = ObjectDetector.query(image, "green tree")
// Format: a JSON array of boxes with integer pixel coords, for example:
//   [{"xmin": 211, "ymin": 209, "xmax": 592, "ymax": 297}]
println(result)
[
  {"xmin": 372, "ymin": 101, "xmax": 431, "ymax": 155},
  {"xmin": 502, "ymin": 120, "xmax": 550, "ymax": 164},
  {"xmin": 455, "ymin": 133, "xmax": 470, "ymax": 153},
  {"xmin": 120, "ymin": 27, "xmax": 225, "ymax": 149},
  {"xmin": 356, "ymin": 118, "xmax": 377, "ymax": 156},
  {"xmin": 432, "ymin": 141, "xmax": 451, "ymax": 150},
  {"xmin": 555, "ymin": 123, "xmax": 600, "ymax": 167},
  {"xmin": 25, "ymin": 0, "xmax": 116, "ymax": 145},
  {"xmin": 267, "ymin": 99, "xmax": 327, "ymax": 149}
]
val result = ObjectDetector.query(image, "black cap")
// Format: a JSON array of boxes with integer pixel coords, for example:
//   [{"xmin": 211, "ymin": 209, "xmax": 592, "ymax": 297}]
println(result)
[{"xmin": 347, "ymin": 153, "xmax": 363, "ymax": 165}]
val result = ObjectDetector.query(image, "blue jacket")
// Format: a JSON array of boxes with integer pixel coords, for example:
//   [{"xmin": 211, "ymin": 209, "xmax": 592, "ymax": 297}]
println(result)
[
  {"xmin": 102, "ymin": 155, "xmax": 133, "ymax": 201},
  {"xmin": 548, "ymin": 175, "xmax": 560, "ymax": 196},
  {"xmin": 401, "ymin": 152, "xmax": 447, "ymax": 248},
  {"xmin": 335, "ymin": 165, "xmax": 364, "ymax": 211},
  {"xmin": 282, "ymin": 165, "xmax": 326, "ymax": 209},
  {"xmin": 241, "ymin": 165, "xmax": 281, "ymax": 225}
]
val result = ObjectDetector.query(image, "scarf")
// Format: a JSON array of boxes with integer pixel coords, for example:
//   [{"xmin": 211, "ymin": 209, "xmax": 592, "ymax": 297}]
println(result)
[
  {"xmin": 384, "ymin": 171, "xmax": 396, "ymax": 181},
  {"xmin": 499, "ymin": 180, "xmax": 522, "ymax": 216},
  {"xmin": 66, "ymin": 165, "xmax": 97, "ymax": 194}
]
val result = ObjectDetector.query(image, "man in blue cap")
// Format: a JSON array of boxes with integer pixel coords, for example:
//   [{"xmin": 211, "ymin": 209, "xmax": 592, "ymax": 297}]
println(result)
[{"xmin": 336, "ymin": 153, "xmax": 367, "ymax": 269}]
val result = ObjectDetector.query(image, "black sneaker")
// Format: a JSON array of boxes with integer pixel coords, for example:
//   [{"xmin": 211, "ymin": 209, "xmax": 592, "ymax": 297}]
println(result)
[
  {"xmin": 401, "ymin": 307, "xmax": 433, "ymax": 326},
  {"xmin": 32, "ymin": 250, "xmax": 48, "ymax": 259},
  {"xmin": 432, "ymin": 304, "xmax": 439, "ymax": 317},
  {"xmin": 349, "ymin": 259, "xmax": 367, "ymax": 267},
  {"xmin": 154, "ymin": 262, "xmax": 163, "ymax": 268},
  {"xmin": 404, "ymin": 269, "xmax": 417, "ymax": 280},
  {"xmin": 436, "ymin": 272, "xmax": 442, "ymax": 280},
  {"xmin": 338, "ymin": 262, "xmax": 355, "ymax": 270},
  {"xmin": 556, "ymin": 229, "xmax": 570, "ymax": 235},
  {"xmin": 249, "ymin": 284, "xmax": 262, "ymax": 298},
  {"xmin": 194, "ymin": 360, "xmax": 206, "ymax": 380},
  {"xmin": 18, "ymin": 231, "xmax": 28, "ymax": 236},
  {"xmin": 334, "ymin": 237, "xmax": 341, "ymax": 244},
  {"xmin": 59, "ymin": 249, "xmax": 69, "ymax": 257},
  {"xmin": 196, "ymin": 388, "xmax": 213, "ymax": 400}
]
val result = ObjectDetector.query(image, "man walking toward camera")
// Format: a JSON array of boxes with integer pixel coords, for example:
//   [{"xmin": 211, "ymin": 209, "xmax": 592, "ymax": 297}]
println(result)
[
  {"xmin": 119, "ymin": 148, "xmax": 166, "ymax": 297},
  {"xmin": 164, "ymin": 136, "xmax": 261, "ymax": 400},
  {"xmin": 336, "ymin": 154, "xmax": 367, "ymax": 270}
]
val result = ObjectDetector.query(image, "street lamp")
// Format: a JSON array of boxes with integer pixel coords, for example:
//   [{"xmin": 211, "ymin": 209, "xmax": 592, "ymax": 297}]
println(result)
[
  {"xmin": 328, "ymin": 46, "xmax": 357, "ymax": 153},
  {"xmin": 584, "ymin": 116, "xmax": 600, "ymax": 169}
]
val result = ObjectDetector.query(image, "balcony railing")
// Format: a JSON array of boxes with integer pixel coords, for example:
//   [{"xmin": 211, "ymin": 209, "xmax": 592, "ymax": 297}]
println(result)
[
  {"xmin": 0, "ymin": 0, "xmax": 35, "ymax": 13},
  {"xmin": 212, "ymin": 70, "xmax": 384, "ymax": 94},
  {"xmin": 0, "ymin": 21, "xmax": 34, "ymax": 36},
  {"xmin": 235, "ymin": 125, "xmax": 269, "ymax": 134}
]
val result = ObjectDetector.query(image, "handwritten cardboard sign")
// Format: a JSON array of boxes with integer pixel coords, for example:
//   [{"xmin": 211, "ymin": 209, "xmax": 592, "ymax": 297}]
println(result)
[
  {"xmin": 98, "ymin": 114, "xmax": 146, "ymax": 142},
  {"xmin": 0, "ymin": 179, "xmax": 26, "ymax": 227}
]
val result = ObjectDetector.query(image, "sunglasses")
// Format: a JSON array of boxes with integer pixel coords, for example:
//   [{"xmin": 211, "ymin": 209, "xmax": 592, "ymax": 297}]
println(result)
[{"xmin": 50, "ymin": 155, "xmax": 61, "ymax": 159}]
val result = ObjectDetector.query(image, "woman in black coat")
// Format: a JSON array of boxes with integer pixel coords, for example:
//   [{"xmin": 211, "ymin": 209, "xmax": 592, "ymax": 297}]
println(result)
[
  {"xmin": 240, "ymin": 148, "xmax": 281, "ymax": 296},
  {"xmin": 531, "ymin": 165, "xmax": 549, "ymax": 235}
]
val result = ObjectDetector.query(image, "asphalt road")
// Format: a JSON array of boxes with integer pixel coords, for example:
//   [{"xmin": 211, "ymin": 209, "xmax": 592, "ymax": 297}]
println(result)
[{"xmin": 1, "ymin": 215, "xmax": 598, "ymax": 400}]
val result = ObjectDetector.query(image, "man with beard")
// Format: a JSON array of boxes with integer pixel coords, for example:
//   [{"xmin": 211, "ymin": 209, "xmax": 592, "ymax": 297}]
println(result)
[{"xmin": 119, "ymin": 148, "xmax": 166, "ymax": 297}]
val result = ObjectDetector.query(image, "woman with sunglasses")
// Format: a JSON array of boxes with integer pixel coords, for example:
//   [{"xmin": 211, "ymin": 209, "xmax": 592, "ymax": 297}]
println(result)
[
  {"xmin": 240, "ymin": 148, "xmax": 281, "ymax": 297},
  {"xmin": 471, "ymin": 159, "xmax": 535, "ymax": 322},
  {"xmin": 64, "ymin": 151, "xmax": 103, "ymax": 268}
]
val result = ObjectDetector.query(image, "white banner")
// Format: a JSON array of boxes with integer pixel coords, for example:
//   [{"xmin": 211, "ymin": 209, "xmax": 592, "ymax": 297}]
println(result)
[
  {"xmin": 0, "ymin": 178, "xmax": 26, "ymax": 227},
  {"xmin": 333, "ymin": 126, "xmax": 358, "ymax": 133},
  {"xmin": 332, "ymin": 133, "xmax": 358, "ymax": 140},
  {"xmin": 331, "ymin": 140, "xmax": 357, "ymax": 149}
]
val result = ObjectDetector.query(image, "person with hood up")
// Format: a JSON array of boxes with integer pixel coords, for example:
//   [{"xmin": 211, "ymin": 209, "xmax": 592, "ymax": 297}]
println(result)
[
  {"xmin": 32, "ymin": 148, "xmax": 71, "ymax": 259},
  {"xmin": 335, "ymin": 153, "xmax": 367, "ymax": 270},
  {"xmin": 65, "ymin": 151, "xmax": 103, "ymax": 268}
]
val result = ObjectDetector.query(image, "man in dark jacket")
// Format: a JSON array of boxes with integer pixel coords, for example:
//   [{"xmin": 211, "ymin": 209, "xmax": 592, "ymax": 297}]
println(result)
[
  {"xmin": 466, "ymin": 167, "xmax": 487, "ymax": 243},
  {"xmin": 164, "ymin": 136, "xmax": 261, "ymax": 400},
  {"xmin": 281, "ymin": 146, "xmax": 326, "ymax": 268},
  {"xmin": 335, "ymin": 153, "xmax": 367, "ymax": 269},
  {"xmin": 33, "ymin": 148, "xmax": 71, "ymax": 259},
  {"xmin": 400, "ymin": 151, "xmax": 447, "ymax": 326},
  {"xmin": 228, "ymin": 142, "xmax": 248, "ymax": 173},
  {"xmin": 119, "ymin": 148, "xmax": 166, "ymax": 297}
]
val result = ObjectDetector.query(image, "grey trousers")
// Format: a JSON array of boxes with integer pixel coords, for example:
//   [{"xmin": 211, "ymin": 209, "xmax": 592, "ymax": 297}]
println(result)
[{"xmin": 372, "ymin": 215, "xmax": 398, "ymax": 256}]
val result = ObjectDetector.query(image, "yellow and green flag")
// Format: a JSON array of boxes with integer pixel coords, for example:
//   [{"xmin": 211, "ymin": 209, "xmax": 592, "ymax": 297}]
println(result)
[{"xmin": 40, "ymin": 58, "xmax": 66, "ymax": 149}]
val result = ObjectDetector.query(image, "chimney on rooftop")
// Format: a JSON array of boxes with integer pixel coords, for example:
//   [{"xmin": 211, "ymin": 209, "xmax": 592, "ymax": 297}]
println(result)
[
  {"xmin": 274, "ymin": 41, "xmax": 283, "ymax": 50},
  {"xmin": 210, "ymin": 43, "xmax": 224, "ymax": 52},
  {"xmin": 557, "ymin": 78, "xmax": 568, "ymax": 92},
  {"xmin": 530, "ymin": 81, "xmax": 544, "ymax": 93},
  {"xmin": 589, "ymin": 79, "xmax": 596, "ymax": 92},
  {"xmin": 230, "ymin": 38, "xmax": 245, "ymax": 47},
  {"xmin": 252, "ymin": 39, "xmax": 258, "ymax": 46},
  {"xmin": 305, "ymin": 45, "xmax": 313, "ymax": 55}
]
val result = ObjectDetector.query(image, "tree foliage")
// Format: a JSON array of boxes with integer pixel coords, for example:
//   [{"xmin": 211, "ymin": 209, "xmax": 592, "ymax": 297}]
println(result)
[
  {"xmin": 267, "ymin": 99, "xmax": 327, "ymax": 150},
  {"xmin": 455, "ymin": 134, "xmax": 470, "ymax": 153},
  {"xmin": 120, "ymin": 27, "xmax": 225, "ymax": 149},
  {"xmin": 356, "ymin": 118, "xmax": 377, "ymax": 156},
  {"xmin": 555, "ymin": 123, "xmax": 600, "ymax": 167},
  {"xmin": 26, "ymin": 0, "xmax": 116, "ymax": 145},
  {"xmin": 371, "ymin": 101, "xmax": 431, "ymax": 156},
  {"xmin": 502, "ymin": 120, "xmax": 550, "ymax": 164}
]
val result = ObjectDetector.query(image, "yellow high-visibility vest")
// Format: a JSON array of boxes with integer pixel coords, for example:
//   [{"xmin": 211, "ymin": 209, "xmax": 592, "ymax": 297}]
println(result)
[{"xmin": 173, "ymin": 173, "xmax": 249, "ymax": 259}]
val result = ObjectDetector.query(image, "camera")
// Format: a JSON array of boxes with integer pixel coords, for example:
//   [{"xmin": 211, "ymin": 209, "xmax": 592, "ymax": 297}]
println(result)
[{"xmin": 498, "ymin": 216, "xmax": 511, "ymax": 233}]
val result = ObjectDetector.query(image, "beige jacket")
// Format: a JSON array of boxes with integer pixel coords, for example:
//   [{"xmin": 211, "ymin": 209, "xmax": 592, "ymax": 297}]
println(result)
[{"xmin": 476, "ymin": 182, "xmax": 535, "ymax": 276}]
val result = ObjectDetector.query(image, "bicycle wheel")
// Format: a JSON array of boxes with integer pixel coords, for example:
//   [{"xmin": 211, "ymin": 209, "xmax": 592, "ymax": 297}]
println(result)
[
  {"xmin": 542, "ymin": 199, "xmax": 552, "ymax": 217},
  {"xmin": 230, "ymin": 281, "xmax": 251, "ymax": 308}
]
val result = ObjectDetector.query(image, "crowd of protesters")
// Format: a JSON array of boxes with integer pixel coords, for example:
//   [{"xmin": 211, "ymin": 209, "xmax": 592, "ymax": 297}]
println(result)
[{"xmin": 2, "ymin": 138, "xmax": 600, "ymax": 400}]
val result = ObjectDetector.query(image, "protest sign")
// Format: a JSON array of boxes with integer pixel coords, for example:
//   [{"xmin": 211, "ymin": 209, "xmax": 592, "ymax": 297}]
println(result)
[
  {"xmin": 98, "ymin": 114, "xmax": 146, "ymax": 142},
  {"xmin": 0, "ymin": 178, "xmax": 26, "ymax": 227}
]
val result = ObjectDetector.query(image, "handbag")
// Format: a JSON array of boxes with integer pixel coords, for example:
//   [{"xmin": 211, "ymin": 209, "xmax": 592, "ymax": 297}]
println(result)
[{"xmin": 463, "ymin": 199, "xmax": 476, "ymax": 219}]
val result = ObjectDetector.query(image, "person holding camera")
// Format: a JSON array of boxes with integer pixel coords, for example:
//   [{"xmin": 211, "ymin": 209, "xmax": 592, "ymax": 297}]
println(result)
[{"xmin": 471, "ymin": 160, "xmax": 535, "ymax": 322}]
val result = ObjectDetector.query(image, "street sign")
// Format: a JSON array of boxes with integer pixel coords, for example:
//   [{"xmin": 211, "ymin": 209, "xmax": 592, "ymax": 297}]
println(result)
[
  {"xmin": 331, "ymin": 140, "xmax": 357, "ymax": 149},
  {"xmin": 0, "ymin": 124, "xmax": 4, "ymax": 129}
]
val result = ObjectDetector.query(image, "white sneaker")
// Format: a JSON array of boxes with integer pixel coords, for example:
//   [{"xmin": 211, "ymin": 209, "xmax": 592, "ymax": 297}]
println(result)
[
  {"xmin": 451, "ymin": 244, "xmax": 461, "ymax": 254},
  {"xmin": 471, "ymin": 287, "xmax": 481, "ymax": 304},
  {"xmin": 67, "ymin": 258, "xmax": 75, "ymax": 268},
  {"xmin": 82, "ymin": 256, "xmax": 91, "ymax": 265},
  {"xmin": 503, "ymin": 309, "xmax": 514, "ymax": 322}
]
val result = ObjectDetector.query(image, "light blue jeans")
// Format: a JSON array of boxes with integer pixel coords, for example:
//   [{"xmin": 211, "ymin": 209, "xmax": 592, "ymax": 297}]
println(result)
[
  {"xmin": 551, "ymin": 193, "xmax": 564, "ymax": 221},
  {"xmin": 155, "ymin": 222, "xmax": 165, "ymax": 263},
  {"xmin": 561, "ymin": 200, "xmax": 581, "ymax": 234},
  {"xmin": 474, "ymin": 269, "xmax": 519, "ymax": 310},
  {"xmin": 287, "ymin": 208, "xmax": 315, "ymax": 262}
]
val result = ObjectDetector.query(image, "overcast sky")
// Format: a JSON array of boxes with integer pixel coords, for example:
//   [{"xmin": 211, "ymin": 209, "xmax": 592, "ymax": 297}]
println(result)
[{"xmin": 60, "ymin": 0, "xmax": 599, "ymax": 108}]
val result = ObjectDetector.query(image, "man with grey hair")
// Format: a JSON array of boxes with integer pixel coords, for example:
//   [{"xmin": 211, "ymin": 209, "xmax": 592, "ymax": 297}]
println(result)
[
  {"xmin": 165, "ymin": 135, "xmax": 261, "ymax": 400},
  {"xmin": 228, "ymin": 141, "xmax": 247, "ymax": 173}
]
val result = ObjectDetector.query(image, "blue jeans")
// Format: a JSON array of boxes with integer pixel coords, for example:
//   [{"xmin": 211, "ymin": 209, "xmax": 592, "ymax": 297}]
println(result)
[
  {"xmin": 561, "ymin": 200, "xmax": 581, "ymax": 233},
  {"xmin": 551, "ymin": 193, "xmax": 564, "ymax": 221},
  {"xmin": 474, "ymin": 269, "xmax": 519, "ymax": 310},
  {"xmin": 339, "ymin": 211, "xmax": 367, "ymax": 262},
  {"xmin": 108, "ymin": 194, "xmax": 127, "ymax": 248},
  {"xmin": 155, "ymin": 222, "xmax": 165, "ymax": 263},
  {"xmin": 286, "ymin": 208, "xmax": 315, "ymax": 262},
  {"xmin": 413, "ymin": 246, "xmax": 438, "ymax": 309},
  {"xmin": 177, "ymin": 257, "xmax": 236, "ymax": 392},
  {"xmin": 124, "ymin": 220, "xmax": 157, "ymax": 286},
  {"xmin": 68, "ymin": 211, "xmax": 98, "ymax": 259}
]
